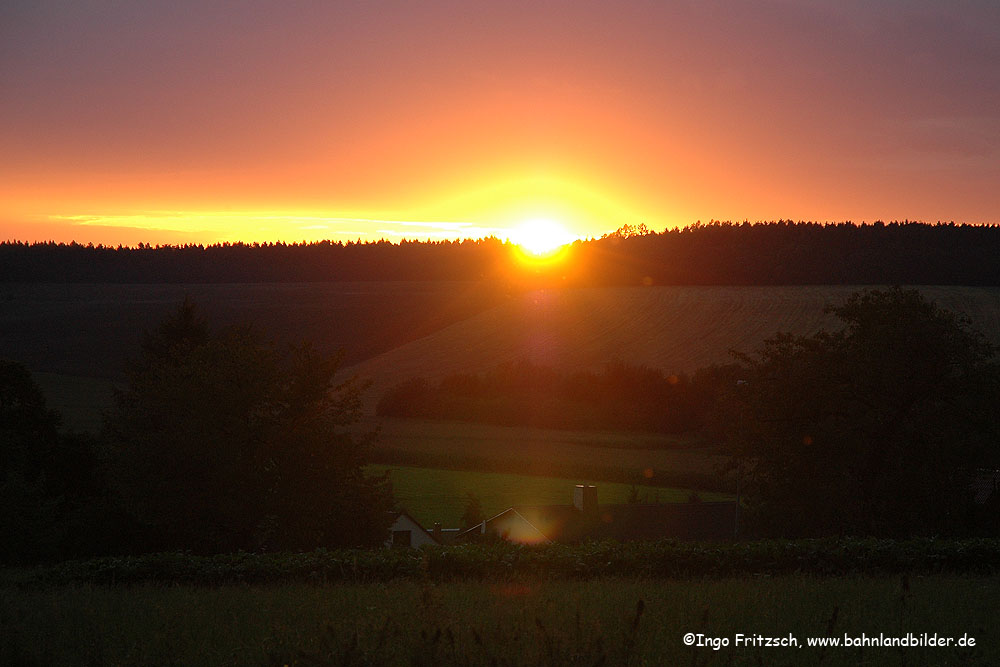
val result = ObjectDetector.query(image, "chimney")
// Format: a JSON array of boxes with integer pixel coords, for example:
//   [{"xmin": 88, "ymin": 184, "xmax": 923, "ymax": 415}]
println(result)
[
  {"xmin": 432, "ymin": 522, "xmax": 442, "ymax": 542},
  {"xmin": 573, "ymin": 485, "xmax": 598, "ymax": 519}
]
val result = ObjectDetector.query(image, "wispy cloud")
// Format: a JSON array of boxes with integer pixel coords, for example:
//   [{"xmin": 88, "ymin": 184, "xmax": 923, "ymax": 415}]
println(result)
[{"xmin": 44, "ymin": 211, "xmax": 513, "ymax": 243}]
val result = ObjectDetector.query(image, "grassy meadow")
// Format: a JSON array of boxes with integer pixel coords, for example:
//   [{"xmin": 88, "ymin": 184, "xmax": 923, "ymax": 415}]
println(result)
[
  {"xmin": 3, "ymin": 576, "xmax": 996, "ymax": 666},
  {"xmin": 371, "ymin": 464, "xmax": 730, "ymax": 527},
  {"xmin": 371, "ymin": 416, "xmax": 726, "ymax": 489}
]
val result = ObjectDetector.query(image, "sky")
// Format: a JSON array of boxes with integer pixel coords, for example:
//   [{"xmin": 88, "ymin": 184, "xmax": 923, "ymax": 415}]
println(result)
[{"xmin": 2, "ymin": 0, "xmax": 999, "ymax": 247}]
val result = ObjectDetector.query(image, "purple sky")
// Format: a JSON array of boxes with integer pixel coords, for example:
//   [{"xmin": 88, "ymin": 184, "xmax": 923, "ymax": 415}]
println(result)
[{"xmin": 2, "ymin": 0, "xmax": 998, "ymax": 245}]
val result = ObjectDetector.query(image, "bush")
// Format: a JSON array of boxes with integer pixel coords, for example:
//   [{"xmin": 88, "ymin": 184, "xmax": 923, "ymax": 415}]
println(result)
[{"xmin": 9, "ymin": 538, "xmax": 1000, "ymax": 587}]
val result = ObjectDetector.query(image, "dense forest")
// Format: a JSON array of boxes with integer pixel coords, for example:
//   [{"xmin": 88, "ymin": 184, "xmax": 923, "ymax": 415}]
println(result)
[{"xmin": 4, "ymin": 220, "xmax": 1000, "ymax": 285}]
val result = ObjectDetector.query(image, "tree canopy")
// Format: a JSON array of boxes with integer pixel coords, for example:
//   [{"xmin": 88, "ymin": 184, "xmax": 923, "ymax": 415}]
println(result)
[
  {"xmin": 731, "ymin": 288, "xmax": 1000, "ymax": 537},
  {"xmin": 104, "ymin": 299, "xmax": 393, "ymax": 553}
]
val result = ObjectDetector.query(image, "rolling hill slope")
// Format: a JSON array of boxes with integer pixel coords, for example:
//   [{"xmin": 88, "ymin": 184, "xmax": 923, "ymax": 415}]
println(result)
[
  {"xmin": 349, "ymin": 285, "xmax": 1000, "ymax": 411},
  {"xmin": 1, "ymin": 281, "xmax": 500, "ymax": 379}
]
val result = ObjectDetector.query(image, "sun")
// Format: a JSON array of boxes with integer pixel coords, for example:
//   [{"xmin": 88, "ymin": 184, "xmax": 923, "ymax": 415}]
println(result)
[{"xmin": 512, "ymin": 218, "xmax": 577, "ymax": 256}]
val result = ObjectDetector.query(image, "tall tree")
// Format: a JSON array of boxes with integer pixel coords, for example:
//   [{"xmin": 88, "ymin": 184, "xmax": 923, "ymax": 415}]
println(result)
[
  {"xmin": 104, "ymin": 301, "xmax": 393, "ymax": 553},
  {"xmin": 730, "ymin": 288, "xmax": 1000, "ymax": 537}
]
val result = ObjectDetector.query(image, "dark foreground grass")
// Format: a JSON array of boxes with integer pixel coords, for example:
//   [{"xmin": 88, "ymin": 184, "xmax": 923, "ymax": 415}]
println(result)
[{"xmin": 2, "ymin": 576, "xmax": 997, "ymax": 666}]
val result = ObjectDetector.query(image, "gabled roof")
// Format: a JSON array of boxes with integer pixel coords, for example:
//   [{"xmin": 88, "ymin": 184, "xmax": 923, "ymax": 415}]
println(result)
[
  {"xmin": 457, "ymin": 507, "xmax": 560, "ymax": 543},
  {"xmin": 388, "ymin": 510, "xmax": 440, "ymax": 543}
]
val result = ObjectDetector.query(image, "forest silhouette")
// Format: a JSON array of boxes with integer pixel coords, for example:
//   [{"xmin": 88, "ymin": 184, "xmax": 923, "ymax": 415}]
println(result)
[{"xmin": 4, "ymin": 220, "xmax": 1000, "ymax": 286}]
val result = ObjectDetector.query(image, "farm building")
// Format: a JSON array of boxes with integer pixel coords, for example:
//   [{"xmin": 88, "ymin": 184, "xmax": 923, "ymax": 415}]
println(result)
[{"xmin": 458, "ymin": 484, "xmax": 737, "ymax": 544}]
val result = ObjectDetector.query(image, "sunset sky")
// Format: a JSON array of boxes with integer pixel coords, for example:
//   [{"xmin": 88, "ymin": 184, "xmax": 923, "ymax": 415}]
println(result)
[{"xmin": 2, "ymin": 1, "xmax": 998, "ymax": 247}]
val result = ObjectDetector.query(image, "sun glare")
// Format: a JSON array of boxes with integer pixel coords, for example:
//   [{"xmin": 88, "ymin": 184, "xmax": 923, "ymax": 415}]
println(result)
[{"xmin": 512, "ymin": 218, "xmax": 576, "ymax": 256}]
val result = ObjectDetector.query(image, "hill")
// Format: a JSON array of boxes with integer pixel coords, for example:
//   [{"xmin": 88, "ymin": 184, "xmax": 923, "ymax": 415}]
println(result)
[
  {"xmin": 20, "ymin": 284, "xmax": 1000, "ymax": 421},
  {"xmin": 1, "ymin": 281, "xmax": 500, "ymax": 379},
  {"xmin": 349, "ymin": 285, "xmax": 1000, "ymax": 412}
]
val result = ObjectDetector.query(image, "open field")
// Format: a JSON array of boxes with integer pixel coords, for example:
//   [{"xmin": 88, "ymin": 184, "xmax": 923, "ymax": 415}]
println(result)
[
  {"xmin": 3, "ymin": 576, "xmax": 996, "ymax": 666},
  {"xmin": 351, "ymin": 285, "xmax": 1000, "ymax": 410},
  {"xmin": 371, "ymin": 464, "xmax": 730, "ymax": 527},
  {"xmin": 372, "ymin": 417, "xmax": 727, "ymax": 489},
  {"xmin": 31, "ymin": 373, "xmax": 729, "ymax": 491}
]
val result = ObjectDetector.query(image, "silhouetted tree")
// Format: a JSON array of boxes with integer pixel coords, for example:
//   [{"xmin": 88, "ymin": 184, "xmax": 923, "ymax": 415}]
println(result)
[
  {"xmin": 0, "ymin": 360, "xmax": 62, "ymax": 562},
  {"xmin": 460, "ymin": 492, "xmax": 484, "ymax": 531},
  {"xmin": 729, "ymin": 288, "xmax": 1000, "ymax": 537},
  {"xmin": 0, "ymin": 360, "xmax": 111, "ymax": 563},
  {"xmin": 104, "ymin": 301, "xmax": 394, "ymax": 553}
]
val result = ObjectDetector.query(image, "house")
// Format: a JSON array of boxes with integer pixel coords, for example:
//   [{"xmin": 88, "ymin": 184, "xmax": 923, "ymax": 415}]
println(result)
[
  {"xmin": 385, "ymin": 511, "xmax": 439, "ymax": 548},
  {"xmin": 385, "ymin": 512, "xmax": 461, "ymax": 548},
  {"xmin": 458, "ymin": 484, "xmax": 737, "ymax": 544}
]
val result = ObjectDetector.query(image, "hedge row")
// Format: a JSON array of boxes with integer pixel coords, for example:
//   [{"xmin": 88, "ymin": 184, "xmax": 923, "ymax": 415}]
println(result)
[{"xmin": 6, "ymin": 538, "xmax": 1000, "ymax": 587}]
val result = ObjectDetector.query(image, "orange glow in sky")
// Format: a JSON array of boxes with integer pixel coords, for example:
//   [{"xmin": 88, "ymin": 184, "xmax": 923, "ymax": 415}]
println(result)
[{"xmin": 2, "ymin": 2, "xmax": 998, "ymax": 246}]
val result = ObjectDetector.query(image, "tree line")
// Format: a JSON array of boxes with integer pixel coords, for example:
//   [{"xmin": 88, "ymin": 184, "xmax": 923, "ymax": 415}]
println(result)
[
  {"xmin": 377, "ymin": 360, "xmax": 739, "ymax": 435},
  {"xmin": 4, "ymin": 220, "xmax": 1000, "ymax": 285}
]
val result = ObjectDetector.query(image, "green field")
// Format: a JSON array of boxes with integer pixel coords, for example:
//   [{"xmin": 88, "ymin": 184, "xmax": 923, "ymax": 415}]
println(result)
[
  {"xmin": 372, "ymin": 416, "xmax": 726, "ymax": 488},
  {"xmin": 3, "ymin": 576, "xmax": 996, "ymax": 666},
  {"xmin": 371, "ymin": 464, "xmax": 731, "ymax": 527}
]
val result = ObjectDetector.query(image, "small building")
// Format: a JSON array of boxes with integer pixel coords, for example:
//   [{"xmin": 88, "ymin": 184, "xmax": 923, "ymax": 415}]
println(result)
[
  {"xmin": 385, "ymin": 511, "xmax": 439, "ymax": 548},
  {"xmin": 458, "ymin": 484, "xmax": 737, "ymax": 543},
  {"xmin": 386, "ymin": 512, "xmax": 462, "ymax": 548}
]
